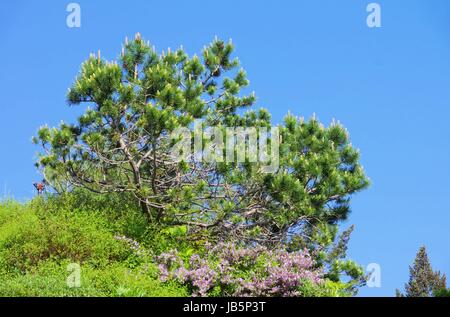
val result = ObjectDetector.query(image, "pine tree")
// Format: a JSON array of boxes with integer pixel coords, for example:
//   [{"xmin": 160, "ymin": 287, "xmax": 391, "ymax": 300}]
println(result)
[
  {"xmin": 33, "ymin": 33, "xmax": 370, "ymax": 292},
  {"xmin": 33, "ymin": 34, "xmax": 369, "ymax": 254},
  {"xmin": 396, "ymin": 246, "xmax": 447, "ymax": 297}
]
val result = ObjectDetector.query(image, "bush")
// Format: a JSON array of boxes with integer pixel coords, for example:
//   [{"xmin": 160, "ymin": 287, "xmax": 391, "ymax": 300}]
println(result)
[
  {"xmin": 0, "ymin": 199, "xmax": 132, "ymax": 273},
  {"xmin": 156, "ymin": 242, "xmax": 324, "ymax": 297},
  {"xmin": 32, "ymin": 190, "xmax": 149, "ymax": 241},
  {"xmin": 0, "ymin": 260, "xmax": 188, "ymax": 297},
  {"xmin": 0, "ymin": 196, "xmax": 355, "ymax": 297},
  {"xmin": 0, "ymin": 198, "xmax": 189, "ymax": 297},
  {"xmin": 30, "ymin": 191, "xmax": 206, "ymax": 257}
]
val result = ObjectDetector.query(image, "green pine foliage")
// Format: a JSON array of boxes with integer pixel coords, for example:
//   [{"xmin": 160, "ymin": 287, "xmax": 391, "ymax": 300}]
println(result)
[{"xmin": 33, "ymin": 34, "xmax": 368, "ymax": 248}]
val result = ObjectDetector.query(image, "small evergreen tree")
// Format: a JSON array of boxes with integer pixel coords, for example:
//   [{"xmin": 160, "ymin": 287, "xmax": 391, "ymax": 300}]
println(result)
[{"xmin": 396, "ymin": 246, "xmax": 446, "ymax": 297}]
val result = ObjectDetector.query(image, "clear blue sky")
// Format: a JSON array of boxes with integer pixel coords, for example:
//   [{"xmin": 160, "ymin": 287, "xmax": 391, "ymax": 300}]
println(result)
[{"xmin": 1, "ymin": 0, "xmax": 449, "ymax": 296}]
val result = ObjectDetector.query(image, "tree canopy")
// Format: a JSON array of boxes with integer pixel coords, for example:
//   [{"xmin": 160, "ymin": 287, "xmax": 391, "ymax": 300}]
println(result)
[{"xmin": 34, "ymin": 34, "xmax": 369, "ymax": 254}]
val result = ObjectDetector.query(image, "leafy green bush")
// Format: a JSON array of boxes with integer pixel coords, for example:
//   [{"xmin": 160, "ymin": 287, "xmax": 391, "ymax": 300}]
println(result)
[
  {"xmin": 32, "ymin": 190, "xmax": 149, "ymax": 242},
  {"xmin": 0, "ymin": 200, "xmax": 26, "ymax": 227},
  {"xmin": 0, "ymin": 195, "xmax": 359, "ymax": 297},
  {"xmin": 0, "ymin": 198, "xmax": 189, "ymax": 297},
  {"xmin": 30, "ymin": 191, "xmax": 204, "ymax": 256},
  {"xmin": 0, "ymin": 260, "xmax": 187, "ymax": 297},
  {"xmin": 0, "ymin": 199, "xmax": 131, "ymax": 273}
]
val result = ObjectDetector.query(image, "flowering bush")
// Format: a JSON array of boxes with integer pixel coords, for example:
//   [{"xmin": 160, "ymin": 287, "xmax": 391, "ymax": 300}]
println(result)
[
  {"xmin": 114, "ymin": 235, "xmax": 147, "ymax": 257},
  {"xmin": 156, "ymin": 242, "xmax": 322, "ymax": 297}
]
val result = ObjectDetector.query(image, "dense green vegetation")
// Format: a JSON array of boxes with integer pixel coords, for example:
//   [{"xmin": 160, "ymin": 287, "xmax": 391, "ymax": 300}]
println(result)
[
  {"xmin": 1, "ymin": 34, "xmax": 372, "ymax": 297},
  {"xmin": 0, "ymin": 192, "xmax": 355, "ymax": 296},
  {"xmin": 1, "ymin": 194, "xmax": 447, "ymax": 297},
  {"xmin": 0, "ymin": 194, "xmax": 189, "ymax": 296}
]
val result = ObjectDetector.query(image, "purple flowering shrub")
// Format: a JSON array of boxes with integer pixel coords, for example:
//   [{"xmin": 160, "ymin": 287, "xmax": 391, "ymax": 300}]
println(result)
[{"xmin": 156, "ymin": 242, "xmax": 322, "ymax": 297}]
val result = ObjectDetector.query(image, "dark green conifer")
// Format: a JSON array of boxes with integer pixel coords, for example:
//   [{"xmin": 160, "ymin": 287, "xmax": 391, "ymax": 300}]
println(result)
[{"xmin": 397, "ymin": 246, "xmax": 446, "ymax": 297}]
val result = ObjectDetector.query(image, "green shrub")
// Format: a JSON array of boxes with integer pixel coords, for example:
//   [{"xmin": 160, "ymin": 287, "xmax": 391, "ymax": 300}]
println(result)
[
  {"xmin": 0, "ymin": 195, "xmax": 351, "ymax": 297},
  {"xmin": 0, "ymin": 197, "xmax": 191, "ymax": 297},
  {"xmin": 0, "ymin": 200, "xmax": 132, "ymax": 273},
  {"xmin": 0, "ymin": 260, "xmax": 188, "ymax": 297},
  {"xmin": 32, "ymin": 191, "xmax": 151, "ymax": 243},
  {"xmin": 0, "ymin": 200, "xmax": 25, "ymax": 227},
  {"xmin": 299, "ymin": 280, "xmax": 354, "ymax": 297}
]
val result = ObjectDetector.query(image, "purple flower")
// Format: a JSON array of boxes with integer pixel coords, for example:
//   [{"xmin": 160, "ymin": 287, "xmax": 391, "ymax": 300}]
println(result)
[{"xmin": 156, "ymin": 243, "xmax": 323, "ymax": 297}]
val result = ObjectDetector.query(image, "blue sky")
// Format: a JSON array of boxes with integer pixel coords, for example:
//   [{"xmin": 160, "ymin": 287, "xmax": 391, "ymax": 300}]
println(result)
[{"xmin": 1, "ymin": 0, "xmax": 449, "ymax": 296}]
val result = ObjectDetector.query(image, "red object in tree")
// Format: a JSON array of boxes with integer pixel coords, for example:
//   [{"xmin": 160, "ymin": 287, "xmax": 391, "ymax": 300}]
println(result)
[{"xmin": 33, "ymin": 182, "xmax": 45, "ymax": 195}]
